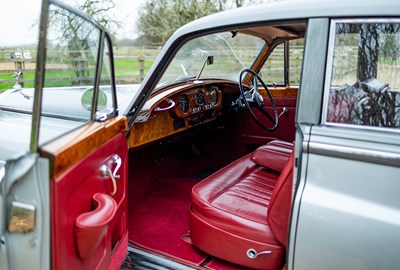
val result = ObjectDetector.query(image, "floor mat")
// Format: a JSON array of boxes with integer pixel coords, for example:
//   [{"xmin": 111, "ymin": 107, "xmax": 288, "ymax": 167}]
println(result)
[{"xmin": 128, "ymin": 175, "xmax": 208, "ymax": 266}]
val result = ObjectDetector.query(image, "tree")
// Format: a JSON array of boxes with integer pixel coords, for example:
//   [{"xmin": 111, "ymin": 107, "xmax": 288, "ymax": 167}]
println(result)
[
  {"xmin": 47, "ymin": 0, "xmax": 120, "ymax": 85},
  {"xmin": 136, "ymin": 0, "xmax": 224, "ymax": 45},
  {"xmin": 77, "ymin": 0, "xmax": 121, "ymax": 38},
  {"xmin": 136, "ymin": 0, "xmax": 279, "ymax": 46}
]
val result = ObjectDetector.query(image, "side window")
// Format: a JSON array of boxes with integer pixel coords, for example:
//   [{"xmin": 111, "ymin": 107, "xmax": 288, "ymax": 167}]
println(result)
[
  {"xmin": 44, "ymin": 4, "xmax": 115, "ymax": 122},
  {"xmin": 326, "ymin": 21, "xmax": 400, "ymax": 128},
  {"xmin": 259, "ymin": 39, "xmax": 304, "ymax": 86},
  {"xmin": 289, "ymin": 39, "xmax": 304, "ymax": 85},
  {"xmin": 262, "ymin": 43, "xmax": 285, "ymax": 85}
]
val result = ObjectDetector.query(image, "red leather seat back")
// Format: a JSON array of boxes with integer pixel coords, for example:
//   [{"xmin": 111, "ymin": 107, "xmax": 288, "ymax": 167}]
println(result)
[{"xmin": 267, "ymin": 149, "xmax": 294, "ymax": 247}]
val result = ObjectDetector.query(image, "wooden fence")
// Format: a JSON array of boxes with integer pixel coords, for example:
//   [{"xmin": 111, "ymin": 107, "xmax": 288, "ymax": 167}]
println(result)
[
  {"xmin": 0, "ymin": 47, "xmax": 161, "ymax": 90},
  {"xmin": 0, "ymin": 45, "xmax": 304, "ymax": 90}
]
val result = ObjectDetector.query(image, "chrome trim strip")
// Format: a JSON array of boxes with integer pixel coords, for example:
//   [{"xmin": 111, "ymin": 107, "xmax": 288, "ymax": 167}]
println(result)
[
  {"xmin": 91, "ymin": 31, "xmax": 105, "ymax": 121},
  {"xmin": 30, "ymin": 0, "xmax": 50, "ymax": 153},
  {"xmin": 0, "ymin": 161, "xmax": 5, "ymax": 185},
  {"xmin": 105, "ymin": 34, "xmax": 118, "ymax": 116},
  {"xmin": 321, "ymin": 20, "xmax": 335, "ymax": 125},
  {"xmin": 322, "ymin": 121, "xmax": 400, "ymax": 135},
  {"xmin": 309, "ymin": 141, "xmax": 400, "ymax": 166}
]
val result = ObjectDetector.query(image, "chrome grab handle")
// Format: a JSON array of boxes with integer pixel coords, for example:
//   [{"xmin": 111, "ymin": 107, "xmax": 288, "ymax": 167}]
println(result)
[
  {"xmin": 278, "ymin": 106, "xmax": 288, "ymax": 118},
  {"xmin": 154, "ymin": 98, "xmax": 175, "ymax": 111},
  {"xmin": 100, "ymin": 165, "xmax": 117, "ymax": 196},
  {"xmin": 247, "ymin": 248, "xmax": 272, "ymax": 259},
  {"xmin": 112, "ymin": 154, "xmax": 121, "ymax": 179}
]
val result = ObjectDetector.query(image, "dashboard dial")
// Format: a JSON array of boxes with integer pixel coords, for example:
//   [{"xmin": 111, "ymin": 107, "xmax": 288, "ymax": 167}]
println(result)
[
  {"xmin": 179, "ymin": 94, "xmax": 189, "ymax": 114},
  {"xmin": 210, "ymin": 88, "xmax": 218, "ymax": 106},
  {"xmin": 196, "ymin": 91, "xmax": 204, "ymax": 106}
]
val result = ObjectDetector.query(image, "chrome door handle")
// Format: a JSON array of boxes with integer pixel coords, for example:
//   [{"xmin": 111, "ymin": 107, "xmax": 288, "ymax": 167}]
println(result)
[
  {"xmin": 278, "ymin": 106, "xmax": 288, "ymax": 118},
  {"xmin": 100, "ymin": 165, "xmax": 117, "ymax": 196},
  {"xmin": 247, "ymin": 248, "xmax": 272, "ymax": 259},
  {"xmin": 112, "ymin": 154, "xmax": 121, "ymax": 179}
]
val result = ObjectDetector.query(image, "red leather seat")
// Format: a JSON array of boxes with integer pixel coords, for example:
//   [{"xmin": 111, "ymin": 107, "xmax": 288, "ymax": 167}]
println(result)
[{"xmin": 190, "ymin": 140, "xmax": 294, "ymax": 270}]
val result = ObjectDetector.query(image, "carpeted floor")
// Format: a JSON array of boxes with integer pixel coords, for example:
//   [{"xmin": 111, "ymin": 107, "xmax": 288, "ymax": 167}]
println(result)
[
  {"xmin": 127, "ymin": 142, "xmax": 211, "ymax": 266},
  {"xmin": 126, "ymin": 140, "xmax": 250, "ymax": 269}
]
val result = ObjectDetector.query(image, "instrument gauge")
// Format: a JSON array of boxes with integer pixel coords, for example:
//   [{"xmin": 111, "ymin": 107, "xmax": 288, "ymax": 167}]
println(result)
[
  {"xmin": 196, "ymin": 91, "xmax": 204, "ymax": 106},
  {"xmin": 179, "ymin": 94, "xmax": 189, "ymax": 114},
  {"xmin": 210, "ymin": 88, "xmax": 218, "ymax": 106}
]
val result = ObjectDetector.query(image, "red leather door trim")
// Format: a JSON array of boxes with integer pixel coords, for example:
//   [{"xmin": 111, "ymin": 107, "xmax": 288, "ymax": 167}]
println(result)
[
  {"xmin": 75, "ymin": 193, "xmax": 118, "ymax": 259},
  {"xmin": 240, "ymin": 97, "xmax": 297, "ymax": 145},
  {"xmin": 50, "ymin": 131, "xmax": 128, "ymax": 270}
]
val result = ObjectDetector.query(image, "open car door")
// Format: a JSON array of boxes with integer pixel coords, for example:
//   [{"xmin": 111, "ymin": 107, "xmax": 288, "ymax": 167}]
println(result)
[
  {"xmin": 39, "ymin": 1, "xmax": 129, "ymax": 269},
  {"xmin": 1, "ymin": 1, "xmax": 128, "ymax": 269}
]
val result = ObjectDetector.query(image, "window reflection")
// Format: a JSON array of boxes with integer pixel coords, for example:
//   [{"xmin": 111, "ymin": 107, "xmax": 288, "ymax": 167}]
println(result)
[{"xmin": 327, "ymin": 22, "xmax": 400, "ymax": 128}]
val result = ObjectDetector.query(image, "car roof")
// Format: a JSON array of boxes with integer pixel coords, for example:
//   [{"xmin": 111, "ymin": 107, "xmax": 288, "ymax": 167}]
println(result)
[{"xmin": 173, "ymin": 0, "xmax": 399, "ymax": 40}]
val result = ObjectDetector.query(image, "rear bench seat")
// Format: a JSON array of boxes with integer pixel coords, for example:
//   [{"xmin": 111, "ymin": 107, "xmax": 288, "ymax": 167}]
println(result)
[{"xmin": 190, "ymin": 140, "xmax": 294, "ymax": 269}]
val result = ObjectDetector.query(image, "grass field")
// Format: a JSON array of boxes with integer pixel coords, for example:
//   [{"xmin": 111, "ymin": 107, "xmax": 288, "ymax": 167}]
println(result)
[{"xmin": 0, "ymin": 58, "xmax": 155, "ymax": 92}]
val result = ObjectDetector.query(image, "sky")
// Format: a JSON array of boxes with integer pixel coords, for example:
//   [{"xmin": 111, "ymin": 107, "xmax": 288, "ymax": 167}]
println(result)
[{"xmin": 0, "ymin": 0, "xmax": 146, "ymax": 47}]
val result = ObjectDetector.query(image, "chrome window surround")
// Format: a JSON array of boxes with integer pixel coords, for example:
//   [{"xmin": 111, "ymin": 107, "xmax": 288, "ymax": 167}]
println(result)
[
  {"xmin": 321, "ymin": 18, "xmax": 400, "ymax": 134},
  {"xmin": 30, "ymin": 0, "xmax": 118, "ymax": 152}
]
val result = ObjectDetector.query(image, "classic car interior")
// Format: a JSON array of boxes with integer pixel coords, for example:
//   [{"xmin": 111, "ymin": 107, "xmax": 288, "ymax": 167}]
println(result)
[
  {"xmin": 125, "ymin": 22, "xmax": 305, "ymax": 270},
  {"xmin": 2, "ymin": 1, "xmax": 399, "ymax": 269}
]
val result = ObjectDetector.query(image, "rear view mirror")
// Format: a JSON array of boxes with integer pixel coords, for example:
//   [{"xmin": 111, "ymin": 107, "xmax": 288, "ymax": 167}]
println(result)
[{"xmin": 207, "ymin": 55, "xmax": 214, "ymax": 65}]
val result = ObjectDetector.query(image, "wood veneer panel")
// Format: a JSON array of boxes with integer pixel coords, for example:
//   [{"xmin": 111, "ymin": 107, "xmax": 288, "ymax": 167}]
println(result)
[
  {"xmin": 41, "ymin": 116, "xmax": 127, "ymax": 178},
  {"xmin": 261, "ymin": 87, "xmax": 298, "ymax": 98},
  {"xmin": 128, "ymin": 110, "xmax": 189, "ymax": 149}
]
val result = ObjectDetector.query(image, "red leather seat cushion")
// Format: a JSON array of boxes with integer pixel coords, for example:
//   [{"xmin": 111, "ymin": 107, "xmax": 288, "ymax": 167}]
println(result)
[
  {"xmin": 191, "ymin": 153, "xmax": 280, "ymax": 244},
  {"xmin": 268, "ymin": 151, "xmax": 294, "ymax": 247},
  {"xmin": 251, "ymin": 141, "xmax": 293, "ymax": 172},
  {"xmin": 190, "ymin": 140, "xmax": 294, "ymax": 269}
]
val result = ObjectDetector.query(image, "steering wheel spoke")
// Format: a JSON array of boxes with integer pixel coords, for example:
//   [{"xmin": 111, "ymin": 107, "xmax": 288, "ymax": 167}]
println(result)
[{"xmin": 238, "ymin": 69, "xmax": 279, "ymax": 131}]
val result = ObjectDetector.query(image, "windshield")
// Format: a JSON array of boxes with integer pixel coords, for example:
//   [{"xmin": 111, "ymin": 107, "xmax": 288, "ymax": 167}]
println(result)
[{"xmin": 156, "ymin": 32, "xmax": 266, "ymax": 90}]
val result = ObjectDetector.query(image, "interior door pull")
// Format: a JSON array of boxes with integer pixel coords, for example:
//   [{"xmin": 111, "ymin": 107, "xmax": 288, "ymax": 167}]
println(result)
[
  {"xmin": 75, "ymin": 193, "xmax": 117, "ymax": 259},
  {"xmin": 100, "ymin": 165, "xmax": 117, "ymax": 196},
  {"xmin": 112, "ymin": 154, "xmax": 121, "ymax": 179}
]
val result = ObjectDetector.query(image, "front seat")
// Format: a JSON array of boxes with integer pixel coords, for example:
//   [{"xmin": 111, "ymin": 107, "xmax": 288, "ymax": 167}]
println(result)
[{"xmin": 190, "ymin": 140, "xmax": 294, "ymax": 269}]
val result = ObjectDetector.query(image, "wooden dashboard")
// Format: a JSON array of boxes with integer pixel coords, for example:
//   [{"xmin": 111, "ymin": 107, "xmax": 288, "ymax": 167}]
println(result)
[
  {"xmin": 128, "ymin": 80, "xmax": 231, "ymax": 148},
  {"xmin": 127, "ymin": 79, "xmax": 298, "ymax": 149}
]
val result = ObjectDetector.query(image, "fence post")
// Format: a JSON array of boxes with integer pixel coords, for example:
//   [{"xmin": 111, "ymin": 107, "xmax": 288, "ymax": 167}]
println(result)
[
  {"xmin": 138, "ymin": 57, "xmax": 145, "ymax": 81},
  {"xmin": 14, "ymin": 52, "xmax": 25, "ymax": 88}
]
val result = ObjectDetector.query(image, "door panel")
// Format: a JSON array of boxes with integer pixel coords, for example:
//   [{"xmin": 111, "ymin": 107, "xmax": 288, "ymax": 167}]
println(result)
[
  {"xmin": 40, "ymin": 117, "xmax": 128, "ymax": 270},
  {"xmin": 240, "ymin": 96, "xmax": 297, "ymax": 146},
  {"xmin": 293, "ymin": 126, "xmax": 400, "ymax": 270},
  {"xmin": 0, "ymin": 155, "xmax": 50, "ymax": 270}
]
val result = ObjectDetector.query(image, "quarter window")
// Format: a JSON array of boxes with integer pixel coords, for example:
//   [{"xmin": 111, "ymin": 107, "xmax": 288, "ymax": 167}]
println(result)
[
  {"xmin": 327, "ymin": 21, "xmax": 400, "ymax": 128},
  {"xmin": 259, "ymin": 39, "xmax": 304, "ymax": 86}
]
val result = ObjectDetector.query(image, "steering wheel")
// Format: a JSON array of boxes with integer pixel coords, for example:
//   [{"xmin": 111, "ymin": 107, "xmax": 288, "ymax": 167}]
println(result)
[{"xmin": 238, "ymin": 68, "xmax": 279, "ymax": 131}]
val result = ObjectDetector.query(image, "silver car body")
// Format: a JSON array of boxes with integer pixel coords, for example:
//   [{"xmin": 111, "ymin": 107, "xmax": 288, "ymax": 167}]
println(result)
[
  {"xmin": 129, "ymin": 1, "xmax": 400, "ymax": 269},
  {"xmin": 1, "ymin": 0, "xmax": 399, "ymax": 269}
]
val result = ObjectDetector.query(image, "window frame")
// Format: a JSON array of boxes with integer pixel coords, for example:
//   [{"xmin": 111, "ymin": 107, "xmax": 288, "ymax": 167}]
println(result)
[
  {"xmin": 321, "ymin": 18, "xmax": 400, "ymax": 133},
  {"xmin": 31, "ymin": 0, "xmax": 118, "ymax": 152}
]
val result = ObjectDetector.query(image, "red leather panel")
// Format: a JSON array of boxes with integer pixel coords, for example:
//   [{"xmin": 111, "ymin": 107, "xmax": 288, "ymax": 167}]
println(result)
[
  {"xmin": 191, "ymin": 154, "xmax": 280, "ymax": 244},
  {"xmin": 267, "ymin": 150, "xmax": 294, "ymax": 247},
  {"xmin": 190, "ymin": 208, "xmax": 284, "ymax": 270},
  {"xmin": 251, "ymin": 142, "xmax": 293, "ymax": 172},
  {"xmin": 75, "ymin": 193, "xmax": 118, "ymax": 259},
  {"xmin": 51, "ymin": 133, "xmax": 128, "ymax": 270},
  {"xmin": 240, "ymin": 97, "xmax": 297, "ymax": 146},
  {"xmin": 190, "ymin": 140, "xmax": 294, "ymax": 269},
  {"xmin": 268, "ymin": 140, "xmax": 294, "ymax": 150}
]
